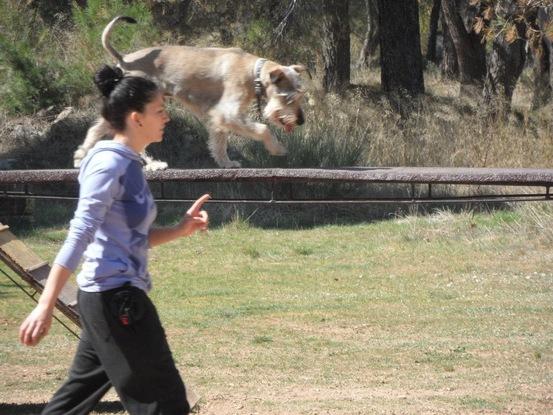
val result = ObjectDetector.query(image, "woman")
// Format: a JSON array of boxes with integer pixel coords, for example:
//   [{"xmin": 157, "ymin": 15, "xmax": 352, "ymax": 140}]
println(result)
[{"xmin": 19, "ymin": 65, "xmax": 207, "ymax": 414}]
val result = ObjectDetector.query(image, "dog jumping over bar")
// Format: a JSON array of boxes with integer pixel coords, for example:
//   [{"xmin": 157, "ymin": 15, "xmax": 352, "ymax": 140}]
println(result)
[{"xmin": 74, "ymin": 16, "xmax": 307, "ymax": 169}]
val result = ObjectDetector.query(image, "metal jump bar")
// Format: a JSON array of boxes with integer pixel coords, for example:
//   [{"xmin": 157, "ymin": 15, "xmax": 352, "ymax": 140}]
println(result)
[{"xmin": 1, "ymin": 192, "xmax": 551, "ymax": 204}]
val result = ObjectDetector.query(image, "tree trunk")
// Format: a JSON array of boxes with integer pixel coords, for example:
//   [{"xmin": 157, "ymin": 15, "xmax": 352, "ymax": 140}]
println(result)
[
  {"xmin": 531, "ymin": 6, "xmax": 553, "ymax": 110},
  {"xmin": 357, "ymin": 0, "xmax": 379, "ymax": 68},
  {"xmin": 441, "ymin": 0, "xmax": 487, "ymax": 96},
  {"xmin": 378, "ymin": 0, "xmax": 425, "ymax": 96},
  {"xmin": 321, "ymin": 0, "xmax": 351, "ymax": 93},
  {"xmin": 483, "ymin": 0, "xmax": 526, "ymax": 115},
  {"xmin": 426, "ymin": 0, "xmax": 441, "ymax": 64},
  {"xmin": 441, "ymin": 7, "xmax": 459, "ymax": 78}
]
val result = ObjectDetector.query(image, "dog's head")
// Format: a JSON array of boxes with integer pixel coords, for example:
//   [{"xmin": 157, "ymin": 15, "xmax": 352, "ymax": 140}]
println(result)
[{"xmin": 263, "ymin": 64, "xmax": 307, "ymax": 133}]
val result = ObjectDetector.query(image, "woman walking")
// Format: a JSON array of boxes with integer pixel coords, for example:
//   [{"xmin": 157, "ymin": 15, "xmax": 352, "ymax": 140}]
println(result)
[{"xmin": 19, "ymin": 65, "xmax": 208, "ymax": 414}]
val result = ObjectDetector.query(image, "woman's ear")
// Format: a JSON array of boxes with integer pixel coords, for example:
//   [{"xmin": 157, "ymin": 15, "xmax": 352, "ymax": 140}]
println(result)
[{"xmin": 130, "ymin": 111, "xmax": 143, "ymax": 127}]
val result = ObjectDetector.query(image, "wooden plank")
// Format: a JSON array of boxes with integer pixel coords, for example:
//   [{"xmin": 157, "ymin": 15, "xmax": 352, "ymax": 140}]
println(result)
[
  {"xmin": 25, "ymin": 261, "xmax": 49, "ymax": 272},
  {"xmin": 0, "ymin": 222, "xmax": 80, "ymax": 325},
  {"xmin": 0, "ymin": 230, "xmax": 47, "ymax": 275}
]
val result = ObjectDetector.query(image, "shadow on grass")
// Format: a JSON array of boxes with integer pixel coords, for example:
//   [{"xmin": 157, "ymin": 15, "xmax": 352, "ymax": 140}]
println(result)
[
  {"xmin": 3, "ymin": 196, "xmax": 508, "ymax": 235},
  {"xmin": 0, "ymin": 281, "xmax": 23, "ymax": 299},
  {"xmin": 0, "ymin": 401, "xmax": 125, "ymax": 414}
]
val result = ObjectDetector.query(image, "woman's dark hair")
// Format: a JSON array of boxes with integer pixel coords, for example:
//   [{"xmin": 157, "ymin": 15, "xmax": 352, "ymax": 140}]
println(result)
[{"xmin": 93, "ymin": 65, "xmax": 159, "ymax": 131}]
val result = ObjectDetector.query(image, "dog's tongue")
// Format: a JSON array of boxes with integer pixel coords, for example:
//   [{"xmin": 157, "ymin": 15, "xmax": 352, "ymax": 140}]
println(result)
[{"xmin": 285, "ymin": 124, "xmax": 294, "ymax": 133}]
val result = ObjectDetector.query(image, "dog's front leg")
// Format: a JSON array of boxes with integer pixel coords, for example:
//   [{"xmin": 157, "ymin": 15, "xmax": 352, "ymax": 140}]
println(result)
[{"xmin": 207, "ymin": 126, "xmax": 242, "ymax": 168}]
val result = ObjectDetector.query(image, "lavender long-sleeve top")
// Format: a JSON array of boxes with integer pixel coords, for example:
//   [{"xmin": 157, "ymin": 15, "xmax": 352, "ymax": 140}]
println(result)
[{"xmin": 55, "ymin": 141, "xmax": 157, "ymax": 292}]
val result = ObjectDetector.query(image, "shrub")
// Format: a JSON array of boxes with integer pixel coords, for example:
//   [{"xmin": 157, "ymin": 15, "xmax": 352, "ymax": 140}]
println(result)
[
  {"xmin": 0, "ymin": 0, "xmax": 160, "ymax": 115},
  {"xmin": 0, "ymin": 2, "xmax": 69, "ymax": 114}
]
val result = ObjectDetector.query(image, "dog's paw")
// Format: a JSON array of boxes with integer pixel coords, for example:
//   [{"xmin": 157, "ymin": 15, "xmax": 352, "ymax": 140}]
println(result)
[
  {"xmin": 219, "ymin": 160, "xmax": 242, "ymax": 168},
  {"xmin": 144, "ymin": 160, "xmax": 169, "ymax": 171},
  {"xmin": 73, "ymin": 147, "xmax": 87, "ymax": 168}
]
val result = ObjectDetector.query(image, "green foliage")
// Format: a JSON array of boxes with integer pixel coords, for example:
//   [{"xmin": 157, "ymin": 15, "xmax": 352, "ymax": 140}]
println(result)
[
  {"xmin": 71, "ymin": 0, "xmax": 158, "ymax": 60},
  {"xmin": 0, "ymin": 1, "xmax": 69, "ymax": 114},
  {"xmin": 66, "ymin": 0, "xmax": 160, "ymax": 97},
  {"xmin": 0, "ymin": 0, "xmax": 160, "ymax": 115},
  {"xmin": 243, "ymin": 18, "xmax": 273, "ymax": 49}
]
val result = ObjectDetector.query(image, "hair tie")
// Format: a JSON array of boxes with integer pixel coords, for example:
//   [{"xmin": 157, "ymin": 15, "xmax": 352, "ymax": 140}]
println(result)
[{"xmin": 94, "ymin": 65, "xmax": 126, "ymax": 98}]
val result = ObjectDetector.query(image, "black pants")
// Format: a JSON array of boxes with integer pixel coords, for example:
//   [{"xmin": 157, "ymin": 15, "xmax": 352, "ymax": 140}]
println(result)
[{"xmin": 42, "ymin": 286, "xmax": 190, "ymax": 415}]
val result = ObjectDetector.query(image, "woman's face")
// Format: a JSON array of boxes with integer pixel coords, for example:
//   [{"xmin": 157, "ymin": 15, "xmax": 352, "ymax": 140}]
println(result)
[{"xmin": 139, "ymin": 92, "xmax": 170, "ymax": 144}]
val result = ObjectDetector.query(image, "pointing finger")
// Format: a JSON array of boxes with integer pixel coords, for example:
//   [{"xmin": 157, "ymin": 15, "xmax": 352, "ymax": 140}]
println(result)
[{"xmin": 188, "ymin": 194, "xmax": 211, "ymax": 214}]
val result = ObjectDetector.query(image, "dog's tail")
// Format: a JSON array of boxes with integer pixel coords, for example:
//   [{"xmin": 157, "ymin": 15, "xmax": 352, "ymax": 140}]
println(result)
[{"xmin": 102, "ymin": 16, "xmax": 137, "ymax": 65}]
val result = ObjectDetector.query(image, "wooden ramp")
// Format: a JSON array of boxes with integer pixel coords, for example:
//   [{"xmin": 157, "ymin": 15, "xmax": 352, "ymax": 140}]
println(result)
[
  {"xmin": 0, "ymin": 222, "xmax": 200, "ymax": 408},
  {"xmin": 0, "ymin": 222, "xmax": 79, "ymax": 326}
]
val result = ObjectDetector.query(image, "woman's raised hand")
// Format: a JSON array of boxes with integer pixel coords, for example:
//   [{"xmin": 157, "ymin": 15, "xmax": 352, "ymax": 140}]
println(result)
[{"xmin": 180, "ymin": 194, "xmax": 210, "ymax": 236}]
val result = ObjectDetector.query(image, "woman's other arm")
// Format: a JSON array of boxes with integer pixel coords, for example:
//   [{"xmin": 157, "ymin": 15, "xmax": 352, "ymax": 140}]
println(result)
[
  {"xmin": 148, "ymin": 194, "xmax": 210, "ymax": 247},
  {"xmin": 19, "ymin": 264, "xmax": 72, "ymax": 346}
]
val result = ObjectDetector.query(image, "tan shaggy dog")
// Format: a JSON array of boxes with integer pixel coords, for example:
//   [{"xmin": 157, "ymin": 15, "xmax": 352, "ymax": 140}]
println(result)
[{"xmin": 74, "ymin": 16, "xmax": 307, "ymax": 169}]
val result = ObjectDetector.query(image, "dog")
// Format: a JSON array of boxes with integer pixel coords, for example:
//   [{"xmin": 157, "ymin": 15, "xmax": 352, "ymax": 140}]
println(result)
[{"xmin": 74, "ymin": 16, "xmax": 307, "ymax": 169}]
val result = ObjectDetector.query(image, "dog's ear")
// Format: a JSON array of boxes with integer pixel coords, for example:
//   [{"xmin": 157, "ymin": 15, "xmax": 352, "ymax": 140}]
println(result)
[
  {"xmin": 269, "ymin": 68, "xmax": 286, "ymax": 84},
  {"xmin": 290, "ymin": 64, "xmax": 307, "ymax": 74},
  {"xmin": 291, "ymin": 64, "xmax": 312, "ymax": 80}
]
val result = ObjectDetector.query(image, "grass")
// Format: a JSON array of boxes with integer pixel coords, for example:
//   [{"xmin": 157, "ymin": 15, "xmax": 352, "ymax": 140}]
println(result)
[{"xmin": 1, "ymin": 204, "xmax": 552, "ymax": 414}]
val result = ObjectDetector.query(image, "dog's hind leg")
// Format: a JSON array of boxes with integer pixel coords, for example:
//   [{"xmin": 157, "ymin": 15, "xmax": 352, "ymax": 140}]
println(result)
[
  {"xmin": 141, "ymin": 151, "xmax": 168, "ymax": 171},
  {"xmin": 73, "ymin": 117, "xmax": 111, "ymax": 168}
]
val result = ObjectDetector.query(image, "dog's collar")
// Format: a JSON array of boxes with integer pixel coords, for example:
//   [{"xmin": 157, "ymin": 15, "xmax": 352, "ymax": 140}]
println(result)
[{"xmin": 254, "ymin": 58, "xmax": 267, "ymax": 116}]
